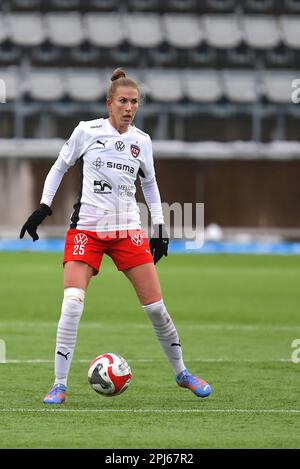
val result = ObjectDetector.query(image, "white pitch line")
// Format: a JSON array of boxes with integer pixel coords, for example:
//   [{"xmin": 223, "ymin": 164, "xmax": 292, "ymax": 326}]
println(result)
[
  {"xmin": 0, "ymin": 358, "xmax": 293, "ymax": 364},
  {"xmin": 0, "ymin": 321, "xmax": 299, "ymax": 332},
  {"xmin": 0, "ymin": 408, "xmax": 299, "ymax": 414}
]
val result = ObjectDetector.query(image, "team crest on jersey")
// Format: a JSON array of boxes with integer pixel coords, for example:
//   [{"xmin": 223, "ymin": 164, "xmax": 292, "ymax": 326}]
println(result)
[
  {"xmin": 130, "ymin": 144, "xmax": 140, "ymax": 158},
  {"xmin": 131, "ymin": 233, "xmax": 144, "ymax": 246}
]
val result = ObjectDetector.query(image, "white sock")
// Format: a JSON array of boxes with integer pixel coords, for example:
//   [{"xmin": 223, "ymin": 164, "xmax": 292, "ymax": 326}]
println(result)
[
  {"xmin": 142, "ymin": 299, "xmax": 186, "ymax": 376},
  {"xmin": 54, "ymin": 288, "xmax": 85, "ymax": 387}
]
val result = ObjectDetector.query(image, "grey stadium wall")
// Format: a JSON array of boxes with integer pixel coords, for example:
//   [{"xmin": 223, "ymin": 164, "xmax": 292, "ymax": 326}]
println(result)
[{"xmin": 1, "ymin": 158, "xmax": 300, "ymax": 231}]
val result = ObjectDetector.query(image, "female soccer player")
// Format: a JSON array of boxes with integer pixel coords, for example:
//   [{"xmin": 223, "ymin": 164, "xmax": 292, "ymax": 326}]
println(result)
[{"xmin": 20, "ymin": 68, "xmax": 211, "ymax": 403}]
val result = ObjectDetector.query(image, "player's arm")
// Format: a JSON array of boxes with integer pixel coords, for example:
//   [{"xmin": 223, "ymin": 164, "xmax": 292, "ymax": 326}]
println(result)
[
  {"xmin": 140, "ymin": 176, "xmax": 169, "ymax": 264},
  {"xmin": 20, "ymin": 157, "xmax": 70, "ymax": 241},
  {"xmin": 20, "ymin": 122, "xmax": 85, "ymax": 241},
  {"xmin": 139, "ymin": 137, "xmax": 169, "ymax": 264}
]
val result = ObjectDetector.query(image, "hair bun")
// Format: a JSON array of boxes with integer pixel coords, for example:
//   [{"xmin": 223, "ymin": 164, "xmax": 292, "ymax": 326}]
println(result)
[{"xmin": 111, "ymin": 68, "xmax": 126, "ymax": 82}]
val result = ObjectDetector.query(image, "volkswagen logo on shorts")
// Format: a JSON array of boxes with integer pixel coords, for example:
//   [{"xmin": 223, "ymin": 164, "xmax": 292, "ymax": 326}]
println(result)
[
  {"xmin": 74, "ymin": 233, "xmax": 88, "ymax": 246},
  {"xmin": 115, "ymin": 141, "xmax": 125, "ymax": 152},
  {"xmin": 131, "ymin": 233, "xmax": 144, "ymax": 246}
]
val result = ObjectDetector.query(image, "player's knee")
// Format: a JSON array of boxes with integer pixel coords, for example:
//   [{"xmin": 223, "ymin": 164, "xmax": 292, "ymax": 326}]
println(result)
[
  {"xmin": 63, "ymin": 287, "xmax": 85, "ymax": 304},
  {"xmin": 61, "ymin": 288, "xmax": 85, "ymax": 320},
  {"xmin": 142, "ymin": 298, "xmax": 169, "ymax": 323}
]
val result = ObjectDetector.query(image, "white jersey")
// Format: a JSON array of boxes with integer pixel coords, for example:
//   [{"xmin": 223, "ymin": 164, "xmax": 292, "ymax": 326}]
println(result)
[{"xmin": 41, "ymin": 118, "xmax": 163, "ymax": 232}]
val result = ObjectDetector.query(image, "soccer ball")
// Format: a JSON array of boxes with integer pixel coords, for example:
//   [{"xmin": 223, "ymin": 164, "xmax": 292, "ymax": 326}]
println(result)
[{"xmin": 88, "ymin": 353, "xmax": 132, "ymax": 396}]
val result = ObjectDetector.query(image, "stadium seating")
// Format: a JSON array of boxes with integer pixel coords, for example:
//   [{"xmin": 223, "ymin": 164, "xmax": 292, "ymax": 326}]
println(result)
[
  {"xmin": 65, "ymin": 70, "xmax": 107, "ymax": 101},
  {"xmin": 284, "ymin": 0, "xmax": 300, "ymax": 13},
  {"xmin": 124, "ymin": 14, "xmax": 164, "ymax": 48},
  {"xmin": 7, "ymin": 13, "xmax": 45, "ymax": 46},
  {"xmin": 0, "ymin": 67, "xmax": 18, "ymax": 101},
  {"xmin": 243, "ymin": 0, "xmax": 275, "ymax": 13},
  {"xmin": 45, "ymin": 13, "xmax": 84, "ymax": 47},
  {"xmin": 26, "ymin": 69, "xmax": 65, "ymax": 101},
  {"xmin": 202, "ymin": 14, "xmax": 242, "ymax": 49},
  {"xmin": 206, "ymin": 0, "xmax": 236, "ymax": 11},
  {"xmin": 49, "ymin": 0, "xmax": 81, "ymax": 8},
  {"xmin": 167, "ymin": 0, "xmax": 198, "ymax": 11},
  {"xmin": 162, "ymin": 14, "xmax": 203, "ymax": 49},
  {"xmin": 184, "ymin": 69, "xmax": 222, "ymax": 103},
  {"xmin": 221, "ymin": 69, "xmax": 258, "ymax": 102},
  {"xmin": 280, "ymin": 16, "xmax": 300, "ymax": 49},
  {"xmin": 144, "ymin": 69, "xmax": 184, "ymax": 102},
  {"xmin": 2, "ymin": 65, "xmax": 294, "ymax": 107},
  {"xmin": 0, "ymin": 14, "xmax": 8, "ymax": 43},
  {"xmin": 89, "ymin": 0, "xmax": 120, "ymax": 10},
  {"xmin": 0, "ymin": 9, "xmax": 300, "ymax": 67},
  {"xmin": 128, "ymin": 0, "xmax": 161, "ymax": 11},
  {"xmin": 262, "ymin": 69, "xmax": 298, "ymax": 103},
  {"xmin": 242, "ymin": 15, "xmax": 281, "ymax": 49},
  {"xmin": 0, "ymin": 1, "xmax": 299, "ymax": 141},
  {"xmin": 10, "ymin": 0, "xmax": 42, "ymax": 9},
  {"xmin": 84, "ymin": 13, "xmax": 125, "ymax": 48}
]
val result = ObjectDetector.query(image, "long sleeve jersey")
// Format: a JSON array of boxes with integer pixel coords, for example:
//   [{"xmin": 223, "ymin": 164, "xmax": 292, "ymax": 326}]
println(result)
[{"xmin": 40, "ymin": 118, "xmax": 164, "ymax": 232}]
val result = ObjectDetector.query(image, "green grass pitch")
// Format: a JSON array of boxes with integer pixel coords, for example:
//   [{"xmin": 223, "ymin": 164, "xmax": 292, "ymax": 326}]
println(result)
[{"xmin": 0, "ymin": 252, "xmax": 300, "ymax": 449}]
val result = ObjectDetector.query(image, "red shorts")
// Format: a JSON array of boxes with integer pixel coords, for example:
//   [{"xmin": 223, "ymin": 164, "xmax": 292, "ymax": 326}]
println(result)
[{"xmin": 63, "ymin": 228, "xmax": 154, "ymax": 275}]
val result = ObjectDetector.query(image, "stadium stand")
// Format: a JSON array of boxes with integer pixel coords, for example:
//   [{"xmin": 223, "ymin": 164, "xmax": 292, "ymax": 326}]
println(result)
[
  {"xmin": 144, "ymin": 69, "xmax": 184, "ymax": 102},
  {"xmin": 243, "ymin": 0, "xmax": 275, "ymax": 13},
  {"xmin": 221, "ymin": 69, "xmax": 258, "ymax": 102},
  {"xmin": 184, "ymin": 69, "xmax": 223, "ymax": 103},
  {"xmin": 0, "ymin": 67, "xmax": 18, "ymax": 101},
  {"xmin": 1, "ymin": 0, "xmax": 300, "ymax": 240},
  {"xmin": 84, "ymin": 13, "xmax": 125, "ymax": 48},
  {"xmin": 242, "ymin": 15, "xmax": 281, "ymax": 49},
  {"xmin": 202, "ymin": 14, "xmax": 242, "ymax": 49},
  {"xmin": 65, "ymin": 69, "xmax": 106, "ymax": 102},
  {"xmin": 128, "ymin": 0, "xmax": 161, "ymax": 11},
  {"xmin": 0, "ymin": 13, "xmax": 8, "ymax": 43},
  {"xmin": 162, "ymin": 14, "xmax": 203, "ymax": 49},
  {"xmin": 124, "ymin": 13, "xmax": 164, "ymax": 48},
  {"xmin": 0, "ymin": 0, "xmax": 299, "ymax": 142},
  {"xmin": 262, "ymin": 69, "xmax": 298, "ymax": 103},
  {"xmin": 45, "ymin": 12, "xmax": 84, "ymax": 47},
  {"xmin": 7, "ymin": 12, "xmax": 45, "ymax": 46},
  {"xmin": 26, "ymin": 69, "xmax": 65, "ymax": 101},
  {"xmin": 280, "ymin": 15, "xmax": 300, "ymax": 49}
]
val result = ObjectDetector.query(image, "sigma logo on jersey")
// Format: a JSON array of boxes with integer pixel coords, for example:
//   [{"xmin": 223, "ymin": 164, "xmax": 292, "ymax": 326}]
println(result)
[
  {"xmin": 115, "ymin": 141, "xmax": 125, "ymax": 152},
  {"xmin": 131, "ymin": 233, "xmax": 144, "ymax": 246},
  {"xmin": 92, "ymin": 158, "xmax": 134, "ymax": 174},
  {"xmin": 130, "ymin": 144, "xmax": 140, "ymax": 158},
  {"xmin": 107, "ymin": 162, "xmax": 134, "ymax": 174},
  {"xmin": 94, "ymin": 180, "xmax": 112, "ymax": 194}
]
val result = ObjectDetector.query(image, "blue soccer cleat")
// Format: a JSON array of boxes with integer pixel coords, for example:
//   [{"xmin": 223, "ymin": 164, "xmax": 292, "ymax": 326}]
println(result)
[
  {"xmin": 43, "ymin": 384, "xmax": 67, "ymax": 404},
  {"xmin": 176, "ymin": 369, "xmax": 211, "ymax": 398}
]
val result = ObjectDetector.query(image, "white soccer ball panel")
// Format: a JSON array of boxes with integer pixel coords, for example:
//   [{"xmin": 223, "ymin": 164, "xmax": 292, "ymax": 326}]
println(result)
[{"xmin": 88, "ymin": 353, "xmax": 132, "ymax": 397}]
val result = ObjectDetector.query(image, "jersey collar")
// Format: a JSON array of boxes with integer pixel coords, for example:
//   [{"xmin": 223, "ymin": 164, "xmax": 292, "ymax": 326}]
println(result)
[{"xmin": 105, "ymin": 118, "xmax": 133, "ymax": 136}]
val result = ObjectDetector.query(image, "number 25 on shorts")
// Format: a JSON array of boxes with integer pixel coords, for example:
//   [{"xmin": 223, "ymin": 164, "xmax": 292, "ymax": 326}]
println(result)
[{"xmin": 73, "ymin": 244, "xmax": 85, "ymax": 256}]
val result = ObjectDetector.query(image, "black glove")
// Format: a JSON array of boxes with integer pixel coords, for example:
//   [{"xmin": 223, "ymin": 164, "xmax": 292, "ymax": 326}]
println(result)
[
  {"xmin": 20, "ymin": 203, "xmax": 52, "ymax": 241},
  {"xmin": 149, "ymin": 224, "xmax": 169, "ymax": 264}
]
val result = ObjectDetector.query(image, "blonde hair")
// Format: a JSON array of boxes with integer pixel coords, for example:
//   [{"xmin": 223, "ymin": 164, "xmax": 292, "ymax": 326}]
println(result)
[{"xmin": 107, "ymin": 67, "xmax": 140, "ymax": 100}]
